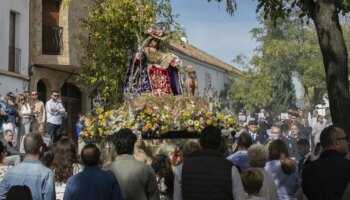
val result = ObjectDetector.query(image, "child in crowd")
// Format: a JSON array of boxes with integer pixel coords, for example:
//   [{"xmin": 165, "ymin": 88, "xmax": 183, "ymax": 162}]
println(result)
[
  {"xmin": 39, "ymin": 124, "xmax": 52, "ymax": 147},
  {"xmin": 241, "ymin": 168, "xmax": 266, "ymax": 200},
  {"xmin": 75, "ymin": 112, "xmax": 85, "ymax": 137},
  {"xmin": 171, "ymin": 144, "xmax": 181, "ymax": 166},
  {"xmin": 75, "ymin": 112, "xmax": 86, "ymax": 153}
]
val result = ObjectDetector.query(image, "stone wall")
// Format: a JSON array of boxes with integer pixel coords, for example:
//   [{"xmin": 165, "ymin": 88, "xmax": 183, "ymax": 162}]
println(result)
[{"xmin": 30, "ymin": 0, "xmax": 94, "ymax": 67}]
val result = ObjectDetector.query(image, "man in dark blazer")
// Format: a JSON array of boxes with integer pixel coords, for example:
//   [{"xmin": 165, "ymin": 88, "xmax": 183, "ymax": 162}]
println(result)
[
  {"xmin": 248, "ymin": 120, "xmax": 267, "ymax": 145},
  {"xmin": 302, "ymin": 126, "xmax": 350, "ymax": 200}
]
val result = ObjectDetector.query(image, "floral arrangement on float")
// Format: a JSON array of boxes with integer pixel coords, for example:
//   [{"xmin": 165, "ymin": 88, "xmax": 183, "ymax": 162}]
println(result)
[{"xmin": 81, "ymin": 95, "xmax": 239, "ymax": 141}]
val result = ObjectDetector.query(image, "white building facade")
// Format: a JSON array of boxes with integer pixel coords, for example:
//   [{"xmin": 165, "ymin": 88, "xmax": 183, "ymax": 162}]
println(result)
[
  {"xmin": 170, "ymin": 41, "xmax": 241, "ymax": 103},
  {"xmin": 0, "ymin": 0, "xmax": 30, "ymax": 98}
]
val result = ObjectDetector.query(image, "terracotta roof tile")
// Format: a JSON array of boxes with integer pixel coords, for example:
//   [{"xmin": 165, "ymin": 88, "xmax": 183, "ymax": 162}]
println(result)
[{"xmin": 169, "ymin": 41, "xmax": 241, "ymax": 75}]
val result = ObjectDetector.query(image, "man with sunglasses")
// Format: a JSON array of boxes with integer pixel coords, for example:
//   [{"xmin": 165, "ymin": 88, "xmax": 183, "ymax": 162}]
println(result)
[
  {"xmin": 30, "ymin": 90, "xmax": 46, "ymax": 132},
  {"xmin": 45, "ymin": 91, "xmax": 65, "ymax": 143},
  {"xmin": 302, "ymin": 126, "xmax": 350, "ymax": 200}
]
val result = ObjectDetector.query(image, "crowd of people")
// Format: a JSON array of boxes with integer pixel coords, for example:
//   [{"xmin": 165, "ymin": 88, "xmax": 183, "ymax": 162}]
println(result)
[
  {"xmin": 0, "ymin": 90, "xmax": 66, "ymax": 147},
  {"xmin": 235, "ymin": 106, "xmax": 332, "ymax": 160},
  {"xmin": 0, "ymin": 125, "xmax": 347, "ymax": 200},
  {"xmin": 0, "ymin": 89, "xmax": 349, "ymax": 200}
]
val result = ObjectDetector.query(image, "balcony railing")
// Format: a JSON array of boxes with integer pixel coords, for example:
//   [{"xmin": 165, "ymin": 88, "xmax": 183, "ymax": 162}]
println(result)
[
  {"xmin": 8, "ymin": 46, "xmax": 21, "ymax": 73},
  {"xmin": 42, "ymin": 25, "xmax": 63, "ymax": 55}
]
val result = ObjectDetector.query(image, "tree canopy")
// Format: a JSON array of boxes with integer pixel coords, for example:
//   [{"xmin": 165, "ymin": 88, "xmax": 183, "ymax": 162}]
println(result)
[
  {"xmin": 228, "ymin": 54, "xmax": 273, "ymax": 113},
  {"xmin": 251, "ymin": 13, "xmax": 328, "ymax": 114},
  {"xmin": 211, "ymin": 0, "xmax": 350, "ymax": 134}
]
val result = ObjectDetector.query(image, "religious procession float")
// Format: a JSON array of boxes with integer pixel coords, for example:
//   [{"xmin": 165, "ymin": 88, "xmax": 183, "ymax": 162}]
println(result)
[{"xmin": 80, "ymin": 27, "xmax": 239, "ymax": 160}]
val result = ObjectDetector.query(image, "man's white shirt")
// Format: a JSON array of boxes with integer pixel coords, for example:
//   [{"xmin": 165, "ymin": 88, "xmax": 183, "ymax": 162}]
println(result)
[{"xmin": 46, "ymin": 99, "xmax": 65, "ymax": 125}]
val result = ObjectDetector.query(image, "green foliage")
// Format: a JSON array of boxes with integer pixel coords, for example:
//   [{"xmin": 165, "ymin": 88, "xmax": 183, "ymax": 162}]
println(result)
[
  {"xmin": 208, "ymin": 0, "xmax": 237, "ymax": 16},
  {"xmin": 255, "ymin": 0, "xmax": 350, "ymax": 21},
  {"xmin": 79, "ymin": 0, "xmax": 184, "ymax": 107},
  {"xmin": 294, "ymin": 25, "xmax": 327, "ymax": 109},
  {"xmin": 210, "ymin": 0, "xmax": 350, "ymax": 133},
  {"xmin": 211, "ymin": 0, "xmax": 350, "ymax": 20},
  {"xmin": 228, "ymin": 55, "xmax": 273, "ymax": 112},
  {"xmin": 210, "ymin": 1, "xmax": 350, "ymax": 114},
  {"xmin": 251, "ymin": 14, "xmax": 327, "ymax": 114}
]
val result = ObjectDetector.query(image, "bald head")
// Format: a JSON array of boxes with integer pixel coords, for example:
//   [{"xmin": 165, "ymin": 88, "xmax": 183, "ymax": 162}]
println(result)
[{"xmin": 320, "ymin": 126, "xmax": 348, "ymax": 155}]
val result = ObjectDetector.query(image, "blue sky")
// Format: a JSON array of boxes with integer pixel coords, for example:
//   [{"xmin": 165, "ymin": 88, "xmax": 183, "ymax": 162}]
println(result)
[
  {"xmin": 171, "ymin": 0, "xmax": 259, "ymax": 66},
  {"xmin": 171, "ymin": 0, "xmax": 303, "ymax": 98}
]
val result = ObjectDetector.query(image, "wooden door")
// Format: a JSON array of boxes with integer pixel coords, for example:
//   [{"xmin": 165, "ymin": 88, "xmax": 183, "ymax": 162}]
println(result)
[{"xmin": 61, "ymin": 83, "xmax": 82, "ymax": 143}]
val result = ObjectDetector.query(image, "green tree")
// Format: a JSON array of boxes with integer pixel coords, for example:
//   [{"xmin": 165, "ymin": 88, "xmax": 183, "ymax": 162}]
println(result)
[
  {"xmin": 211, "ymin": 0, "xmax": 350, "ymax": 134},
  {"xmin": 251, "ymin": 15, "xmax": 298, "ymax": 115},
  {"xmin": 251, "ymin": 14, "xmax": 328, "ymax": 115},
  {"xmin": 294, "ymin": 25, "xmax": 326, "ymax": 111},
  {"xmin": 228, "ymin": 55, "xmax": 273, "ymax": 113},
  {"xmin": 79, "ymin": 0, "xmax": 183, "ymax": 107}
]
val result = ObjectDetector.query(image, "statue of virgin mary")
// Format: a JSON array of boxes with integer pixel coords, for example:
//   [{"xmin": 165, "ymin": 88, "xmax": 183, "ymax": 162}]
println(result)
[{"xmin": 123, "ymin": 27, "xmax": 184, "ymax": 98}]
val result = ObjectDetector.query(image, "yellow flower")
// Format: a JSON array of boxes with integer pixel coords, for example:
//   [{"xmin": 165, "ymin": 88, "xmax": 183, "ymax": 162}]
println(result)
[
  {"xmin": 206, "ymin": 112, "xmax": 212, "ymax": 118},
  {"xmin": 146, "ymin": 122, "xmax": 152, "ymax": 129},
  {"xmin": 85, "ymin": 119, "xmax": 91, "ymax": 126},
  {"xmin": 104, "ymin": 112, "xmax": 109, "ymax": 118},
  {"xmin": 98, "ymin": 128, "xmax": 104, "ymax": 135},
  {"xmin": 140, "ymin": 113, "xmax": 145, "ymax": 119},
  {"xmin": 206, "ymin": 119, "xmax": 212, "ymax": 125},
  {"xmin": 194, "ymin": 120, "xmax": 200, "ymax": 126},
  {"xmin": 183, "ymin": 111, "xmax": 190, "ymax": 118},
  {"xmin": 108, "ymin": 110, "xmax": 115, "ymax": 116},
  {"xmin": 144, "ymin": 107, "xmax": 152, "ymax": 115},
  {"xmin": 81, "ymin": 131, "xmax": 88, "ymax": 137},
  {"xmin": 90, "ymin": 130, "xmax": 95, "ymax": 136},
  {"xmin": 122, "ymin": 111, "xmax": 128, "ymax": 117},
  {"xmin": 217, "ymin": 113, "xmax": 225, "ymax": 120},
  {"xmin": 161, "ymin": 126, "xmax": 169, "ymax": 132},
  {"xmin": 152, "ymin": 118, "xmax": 158, "ymax": 123},
  {"xmin": 125, "ymin": 121, "xmax": 131, "ymax": 128},
  {"xmin": 187, "ymin": 119, "xmax": 194, "ymax": 126},
  {"xmin": 96, "ymin": 107, "xmax": 104, "ymax": 114},
  {"xmin": 195, "ymin": 127, "xmax": 202, "ymax": 133},
  {"xmin": 100, "ymin": 120, "xmax": 107, "ymax": 127},
  {"xmin": 227, "ymin": 117, "xmax": 234, "ymax": 125},
  {"xmin": 98, "ymin": 114, "xmax": 104, "ymax": 120}
]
